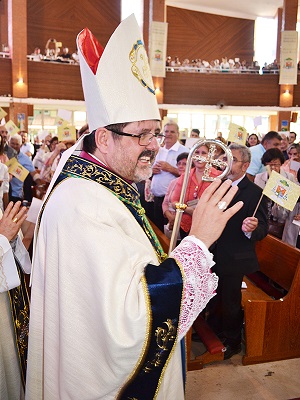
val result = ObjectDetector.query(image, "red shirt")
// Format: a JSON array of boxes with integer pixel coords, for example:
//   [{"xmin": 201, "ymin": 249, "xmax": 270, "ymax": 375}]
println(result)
[{"xmin": 171, "ymin": 167, "xmax": 221, "ymax": 233}]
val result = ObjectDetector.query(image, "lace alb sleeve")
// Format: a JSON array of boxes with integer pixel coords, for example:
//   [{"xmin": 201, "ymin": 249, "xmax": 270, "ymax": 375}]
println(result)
[{"xmin": 170, "ymin": 236, "xmax": 218, "ymax": 340}]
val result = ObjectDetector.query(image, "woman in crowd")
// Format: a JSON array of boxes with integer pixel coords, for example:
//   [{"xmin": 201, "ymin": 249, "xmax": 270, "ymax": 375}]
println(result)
[
  {"xmin": 254, "ymin": 148, "xmax": 296, "ymax": 238},
  {"xmin": 282, "ymin": 143, "xmax": 300, "ymax": 182},
  {"xmin": 255, "ymin": 148, "xmax": 297, "ymax": 189},
  {"xmin": 162, "ymin": 152, "xmax": 188, "ymax": 238},
  {"xmin": 246, "ymin": 133, "xmax": 260, "ymax": 147},
  {"xmin": 170, "ymin": 144, "xmax": 221, "ymax": 238}
]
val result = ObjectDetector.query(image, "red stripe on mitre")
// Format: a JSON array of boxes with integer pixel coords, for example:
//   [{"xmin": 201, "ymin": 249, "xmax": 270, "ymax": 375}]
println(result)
[{"xmin": 77, "ymin": 28, "xmax": 104, "ymax": 75}]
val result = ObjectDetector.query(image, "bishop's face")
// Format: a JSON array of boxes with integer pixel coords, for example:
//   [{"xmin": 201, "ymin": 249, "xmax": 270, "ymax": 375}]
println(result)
[{"xmin": 107, "ymin": 120, "xmax": 160, "ymax": 182}]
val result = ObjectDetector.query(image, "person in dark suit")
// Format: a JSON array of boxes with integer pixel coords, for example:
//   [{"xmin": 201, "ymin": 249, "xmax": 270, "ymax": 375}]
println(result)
[{"xmin": 207, "ymin": 143, "xmax": 268, "ymax": 359}]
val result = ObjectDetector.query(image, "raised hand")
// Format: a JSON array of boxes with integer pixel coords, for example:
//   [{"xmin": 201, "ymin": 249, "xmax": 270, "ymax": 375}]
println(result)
[{"xmin": 0, "ymin": 201, "xmax": 28, "ymax": 241}]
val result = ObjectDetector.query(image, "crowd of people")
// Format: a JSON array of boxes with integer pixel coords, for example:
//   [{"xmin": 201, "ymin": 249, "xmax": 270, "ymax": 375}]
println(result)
[
  {"xmin": 1, "ymin": 15, "xmax": 299, "ymax": 400},
  {"xmin": 137, "ymin": 124, "xmax": 300, "ymax": 359},
  {"xmin": 147, "ymin": 126, "xmax": 300, "ymax": 244},
  {"xmin": 0, "ymin": 124, "xmax": 83, "ymax": 209},
  {"xmin": 166, "ymin": 55, "xmax": 281, "ymax": 74},
  {"xmin": 29, "ymin": 44, "xmax": 79, "ymax": 64}
]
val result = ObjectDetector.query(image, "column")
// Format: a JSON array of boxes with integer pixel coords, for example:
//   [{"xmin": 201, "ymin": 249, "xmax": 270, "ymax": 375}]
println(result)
[
  {"xmin": 7, "ymin": 0, "xmax": 31, "ymax": 131},
  {"xmin": 278, "ymin": 0, "xmax": 298, "ymax": 131}
]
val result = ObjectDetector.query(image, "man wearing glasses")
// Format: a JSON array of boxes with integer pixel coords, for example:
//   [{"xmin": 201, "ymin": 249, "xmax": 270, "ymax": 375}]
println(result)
[
  {"xmin": 151, "ymin": 122, "xmax": 188, "ymax": 232},
  {"xmin": 206, "ymin": 143, "xmax": 268, "ymax": 359},
  {"xmin": 26, "ymin": 16, "xmax": 243, "ymax": 400}
]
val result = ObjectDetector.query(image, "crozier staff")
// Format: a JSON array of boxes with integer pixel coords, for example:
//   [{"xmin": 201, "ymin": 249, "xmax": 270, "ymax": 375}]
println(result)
[{"xmin": 26, "ymin": 15, "xmax": 243, "ymax": 400}]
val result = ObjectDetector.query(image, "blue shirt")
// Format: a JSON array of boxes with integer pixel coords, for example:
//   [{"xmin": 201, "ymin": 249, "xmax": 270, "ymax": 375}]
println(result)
[
  {"xmin": 247, "ymin": 143, "xmax": 266, "ymax": 177},
  {"xmin": 10, "ymin": 152, "xmax": 35, "ymax": 198}
]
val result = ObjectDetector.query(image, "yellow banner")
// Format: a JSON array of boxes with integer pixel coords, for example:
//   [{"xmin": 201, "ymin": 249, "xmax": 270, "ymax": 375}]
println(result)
[
  {"xmin": 5, "ymin": 157, "xmax": 29, "ymax": 182},
  {"xmin": 55, "ymin": 117, "xmax": 69, "ymax": 128},
  {"xmin": 227, "ymin": 122, "xmax": 247, "ymax": 145},
  {"xmin": 5, "ymin": 120, "xmax": 19, "ymax": 136},
  {"xmin": 0, "ymin": 107, "xmax": 7, "ymax": 120},
  {"xmin": 57, "ymin": 125, "xmax": 76, "ymax": 142},
  {"xmin": 262, "ymin": 170, "xmax": 300, "ymax": 211}
]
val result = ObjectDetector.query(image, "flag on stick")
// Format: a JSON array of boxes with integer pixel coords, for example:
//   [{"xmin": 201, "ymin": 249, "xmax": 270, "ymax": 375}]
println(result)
[
  {"xmin": 5, "ymin": 157, "xmax": 29, "ymax": 182},
  {"xmin": 262, "ymin": 170, "xmax": 300, "ymax": 211},
  {"xmin": 227, "ymin": 122, "xmax": 247, "ymax": 145}
]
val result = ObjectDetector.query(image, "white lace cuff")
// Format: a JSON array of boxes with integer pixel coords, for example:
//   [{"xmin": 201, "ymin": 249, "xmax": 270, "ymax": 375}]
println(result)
[{"xmin": 170, "ymin": 236, "xmax": 218, "ymax": 340}]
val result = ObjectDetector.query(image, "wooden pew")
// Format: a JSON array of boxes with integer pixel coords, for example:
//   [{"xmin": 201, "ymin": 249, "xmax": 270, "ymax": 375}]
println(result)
[{"xmin": 242, "ymin": 234, "xmax": 300, "ymax": 365}]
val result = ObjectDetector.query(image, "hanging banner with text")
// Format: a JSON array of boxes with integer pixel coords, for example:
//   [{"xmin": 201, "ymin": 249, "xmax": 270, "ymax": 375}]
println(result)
[
  {"xmin": 279, "ymin": 30, "xmax": 298, "ymax": 85},
  {"xmin": 149, "ymin": 21, "xmax": 168, "ymax": 78}
]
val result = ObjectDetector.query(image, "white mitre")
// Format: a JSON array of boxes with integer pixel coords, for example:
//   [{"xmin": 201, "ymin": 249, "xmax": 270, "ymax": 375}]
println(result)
[
  {"xmin": 34, "ymin": 15, "xmax": 161, "ymax": 236},
  {"xmin": 31, "ymin": 15, "xmax": 162, "ymax": 283},
  {"xmin": 77, "ymin": 13, "xmax": 161, "ymax": 131}
]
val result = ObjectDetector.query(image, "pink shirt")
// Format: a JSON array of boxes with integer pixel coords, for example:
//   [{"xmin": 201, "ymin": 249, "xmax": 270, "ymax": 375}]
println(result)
[{"xmin": 171, "ymin": 167, "xmax": 221, "ymax": 233}]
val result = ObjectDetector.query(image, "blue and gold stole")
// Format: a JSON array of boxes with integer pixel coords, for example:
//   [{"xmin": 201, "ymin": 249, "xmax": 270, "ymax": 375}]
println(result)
[{"xmin": 43, "ymin": 154, "xmax": 184, "ymax": 399}]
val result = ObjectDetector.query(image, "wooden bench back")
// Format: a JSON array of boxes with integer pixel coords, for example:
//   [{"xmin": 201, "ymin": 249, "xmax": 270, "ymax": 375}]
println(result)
[
  {"xmin": 149, "ymin": 220, "xmax": 170, "ymax": 254},
  {"xmin": 255, "ymin": 234, "xmax": 300, "ymax": 291}
]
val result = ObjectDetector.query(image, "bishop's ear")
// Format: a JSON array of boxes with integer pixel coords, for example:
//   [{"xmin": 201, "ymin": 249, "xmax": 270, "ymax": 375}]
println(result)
[{"xmin": 94, "ymin": 128, "xmax": 110, "ymax": 153}]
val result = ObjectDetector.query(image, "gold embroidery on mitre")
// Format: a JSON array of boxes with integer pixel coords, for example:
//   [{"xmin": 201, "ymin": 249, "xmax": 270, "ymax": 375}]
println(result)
[{"xmin": 129, "ymin": 40, "xmax": 155, "ymax": 95}]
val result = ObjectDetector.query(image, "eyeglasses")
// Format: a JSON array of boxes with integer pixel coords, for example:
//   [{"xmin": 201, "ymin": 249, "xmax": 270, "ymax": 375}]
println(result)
[
  {"xmin": 266, "ymin": 163, "xmax": 281, "ymax": 168},
  {"xmin": 220, "ymin": 156, "xmax": 243, "ymax": 163},
  {"xmin": 232, "ymin": 158, "xmax": 244, "ymax": 163},
  {"xmin": 109, "ymin": 129, "xmax": 165, "ymax": 146},
  {"xmin": 0, "ymin": 130, "xmax": 8, "ymax": 134}
]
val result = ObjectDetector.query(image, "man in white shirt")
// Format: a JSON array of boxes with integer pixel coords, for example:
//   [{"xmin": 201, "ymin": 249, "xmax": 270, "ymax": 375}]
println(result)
[
  {"xmin": 20, "ymin": 131, "xmax": 34, "ymax": 159},
  {"xmin": 151, "ymin": 122, "xmax": 188, "ymax": 231}
]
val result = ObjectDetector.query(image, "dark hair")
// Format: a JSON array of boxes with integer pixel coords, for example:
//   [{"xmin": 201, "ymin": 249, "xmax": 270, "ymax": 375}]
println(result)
[
  {"xmin": 261, "ymin": 131, "xmax": 282, "ymax": 145},
  {"xmin": 82, "ymin": 122, "xmax": 129, "ymax": 154},
  {"xmin": 78, "ymin": 124, "xmax": 89, "ymax": 137},
  {"xmin": 177, "ymin": 152, "xmax": 189, "ymax": 163},
  {"xmin": 290, "ymin": 131, "xmax": 297, "ymax": 138},
  {"xmin": 247, "ymin": 133, "xmax": 260, "ymax": 146},
  {"xmin": 0, "ymin": 135, "xmax": 4, "ymax": 155},
  {"xmin": 191, "ymin": 128, "xmax": 200, "ymax": 135},
  {"xmin": 50, "ymin": 136, "xmax": 58, "ymax": 145},
  {"xmin": 261, "ymin": 148, "xmax": 285, "ymax": 165}
]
